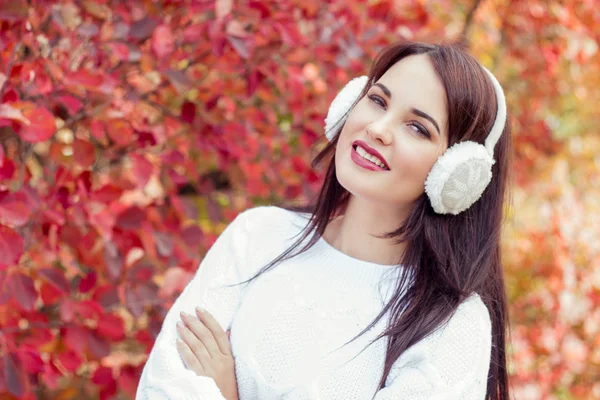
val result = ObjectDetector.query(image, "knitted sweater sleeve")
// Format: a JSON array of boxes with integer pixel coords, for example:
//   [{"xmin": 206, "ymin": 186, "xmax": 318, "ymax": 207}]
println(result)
[
  {"xmin": 374, "ymin": 295, "xmax": 493, "ymax": 400},
  {"xmin": 136, "ymin": 210, "xmax": 252, "ymax": 400}
]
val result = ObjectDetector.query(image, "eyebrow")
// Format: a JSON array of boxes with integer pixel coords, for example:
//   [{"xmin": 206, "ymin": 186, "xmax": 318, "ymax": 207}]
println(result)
[{"xmin": 373, "ymin": 82, "xmax": 441, "ymax": 136}]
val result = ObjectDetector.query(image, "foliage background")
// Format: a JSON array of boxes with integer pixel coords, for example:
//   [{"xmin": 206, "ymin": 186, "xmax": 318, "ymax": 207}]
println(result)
[{"xmin": 0, "ymin": 0, "xmax": 598, "ymax": 399}]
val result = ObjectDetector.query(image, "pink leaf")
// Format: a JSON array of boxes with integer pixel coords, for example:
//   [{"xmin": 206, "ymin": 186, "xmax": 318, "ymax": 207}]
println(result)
[
  {"xmin": 130, "ymin": 153, "xmax": 153, "ymax": 188},
  {"xmin": 159, "ymin": 267, "xmax": 193, "ymax": 299},
  {"xmin": 0, "ymin": 103, "xmax": 29, "ymax": 125},
  {"xmin": 215, "ymin": 0, "xmax": 233, "ymax": 20},
  {"xmin": 0, "ymin": 191, "xmax": 31, "ymax": 226},
  {"xmin": 152, "ymin": 25, "xmax": 175, "ymax": 58},
  {"xmin": 103, "ymin": 241, "xmax": 123, "ymax": 280}
]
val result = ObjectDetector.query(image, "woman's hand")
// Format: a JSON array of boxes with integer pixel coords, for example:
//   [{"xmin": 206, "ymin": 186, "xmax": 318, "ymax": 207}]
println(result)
[{"xmin": 176, "ymin": 307, "xmax": 239, "ymax": 400}]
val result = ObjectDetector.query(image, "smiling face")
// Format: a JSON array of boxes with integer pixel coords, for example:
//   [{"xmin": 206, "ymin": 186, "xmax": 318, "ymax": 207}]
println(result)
[{"xmin": 335, "ymin": 54, "xmax": 449, "ymax": 213}]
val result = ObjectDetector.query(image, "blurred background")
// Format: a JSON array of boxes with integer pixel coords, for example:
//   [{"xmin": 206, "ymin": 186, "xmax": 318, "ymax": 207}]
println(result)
[{"xmin": 0, "ymin": 0, "xmax": 598, "ymax": 399}]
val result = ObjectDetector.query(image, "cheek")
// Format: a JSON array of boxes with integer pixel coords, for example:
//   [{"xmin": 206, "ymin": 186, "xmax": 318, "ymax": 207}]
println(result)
[{"xmin": 392, "ymin": 143, "xmax": 440, "ymax": 183}]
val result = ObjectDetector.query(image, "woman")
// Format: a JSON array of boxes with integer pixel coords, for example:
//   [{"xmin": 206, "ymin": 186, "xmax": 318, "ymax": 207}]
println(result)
[{"xmin": 136, "ymin": 40, "xmax": 512, "ymax": 400}]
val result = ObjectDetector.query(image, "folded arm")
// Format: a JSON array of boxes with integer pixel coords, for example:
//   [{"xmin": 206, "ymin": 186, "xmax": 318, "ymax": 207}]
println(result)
[{"xmin": 136, "ymin": 211, "xmax": 252, "ymax": 400}]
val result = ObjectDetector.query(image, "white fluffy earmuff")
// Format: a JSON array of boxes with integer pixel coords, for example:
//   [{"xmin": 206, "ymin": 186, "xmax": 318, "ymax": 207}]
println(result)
[{"xmin": 323, "ymin": 67, "xmax": 507, "ymax": 215}]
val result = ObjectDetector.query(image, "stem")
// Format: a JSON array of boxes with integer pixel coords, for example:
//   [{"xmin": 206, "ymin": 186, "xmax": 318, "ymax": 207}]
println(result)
[{"xmin": 0, "ymin": 42, "xmax": 21, "ymax": 99}]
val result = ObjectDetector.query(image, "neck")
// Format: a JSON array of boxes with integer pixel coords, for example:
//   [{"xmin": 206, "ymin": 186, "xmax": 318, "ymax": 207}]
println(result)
[{"xmin": 322, "ymin": 195, "xmax": 409, "ymax": 266}]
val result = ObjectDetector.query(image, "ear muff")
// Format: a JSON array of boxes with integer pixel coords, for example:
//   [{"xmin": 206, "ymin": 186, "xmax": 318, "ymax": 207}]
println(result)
[
  {"xmin": 323, "ymin": 67, "xmax": 507, "ymax": 215},
  {"xmin": 324, "ymin": 76, "xmax": 368, "ymax": 141}
]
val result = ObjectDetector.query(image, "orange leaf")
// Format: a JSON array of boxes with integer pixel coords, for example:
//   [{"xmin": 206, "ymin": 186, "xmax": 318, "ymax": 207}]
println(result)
[{"xmin": 73, "ymin": 138, "xmax": 96, "ymax": 168}]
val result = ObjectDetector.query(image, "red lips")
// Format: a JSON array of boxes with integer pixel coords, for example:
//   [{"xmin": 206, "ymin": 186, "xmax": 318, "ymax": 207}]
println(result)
[{"xmin": 352, "ymin": 140, "xmax": 390, "ymax": 170}]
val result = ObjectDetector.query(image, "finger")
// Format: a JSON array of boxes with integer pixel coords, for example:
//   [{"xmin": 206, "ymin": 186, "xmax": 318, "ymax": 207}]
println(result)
[
  {"xmin": 176, "ymin": 338, "xmax": 205, "ymax": 375},
  {"xmin": 195, "ymin": 307, "xmax": 232, "ymax": 356},
  {"xmin": 177, "ymin": 321, "xmax": 212, "ymax": 366},
  {"xmin": 180, "ymin": 311, "xmax": 221, "ymax": 359}
]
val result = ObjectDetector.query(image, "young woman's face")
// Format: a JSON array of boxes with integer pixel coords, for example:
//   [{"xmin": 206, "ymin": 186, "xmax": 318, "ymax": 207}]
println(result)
[{"xmin": 335, "ymin": 54, "xmax": 449, "ymax": 211}]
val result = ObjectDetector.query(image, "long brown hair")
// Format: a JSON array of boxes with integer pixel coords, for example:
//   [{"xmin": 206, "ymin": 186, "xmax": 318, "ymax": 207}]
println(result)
[{"xmin": 237, "ymin": 40, "xmax": 512, "ymax": 400}]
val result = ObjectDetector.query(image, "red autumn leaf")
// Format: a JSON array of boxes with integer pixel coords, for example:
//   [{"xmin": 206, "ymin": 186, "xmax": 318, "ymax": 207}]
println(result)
[
  {"xmin": 0, "ymin": 0, "xmax": 28, "ymax": 21},
  {"xmin": 17, "ymin": 350, "xmax": 44, "ymax": 375},
  {"xmin": 57, "ymin": 350, "xmax": 82, "ymax": 372},
  {"xmin": 0, "ymin": 191, "xmax": 31, "ymax": 227},
  {"xmin": 0, "ymin": 225, "xmax": 24, "ymax": 267},
  {"xmin": 3, "ymin": 353, "xmax": 27, "ymax": 397},
  {"xmin": 40, "ymin": 281, "xmax": 63, "ymax": 305},
  {"xmin": 180, "ymin": 225, "xmax": 203, "ymax": 249},
  {"xmin": 183, "ymin": 24, "xmax": 204, "ymax": 42},
  {"xmin": 90, "ymin": 119, "xmax": 106, "ymax": 141},
  {"xmin": 106, "ymin": 41, "xmax": 130, "ymax": 61},
  {"xmin": 38, "ymin": 268, "xmax": 70, "ymax": 293},
  {"xmin": 105, "ymin": 119, "xmax": 134, "ymax": 146},
  {"xmin": 97, "ymin": 313, "xmax": 125, "ymax": 341},
  {"xmin": 54, "ymin": 94, "xmax": 83, "ymax": 115},
  {"xmin": 40, "ymin": 362, "xmax": 61, "ymax": 390},
  {"xmin": 17, "ymin": 106, "xmax": 56, "ymax": 143},
  {"xmin": 73, "ymin": 138, "xmax": 96, "ymax": 168},
  {"xmin": 63, "ymin": 325, "xmax": 89, "ymax": 354},
  {"xmin": 115, "ymin": 206, "xmax": 146, "ymax": 230},
  {"xmin": 181, "ymin": 101, "xmax": 196, "ymax": 124},
  {"xmin": 0, "ymin": 159, "xmax": 15, "ymax": 181},
  {"xmin": 92, "ymin": 366, "xmax": 114, "ymax": 386},
  {"xmin": 94, "ymin": 284, "xmax": 120, "ymax": 310},
  {"xmin": 67, "ymin": 70, "xmax": 104, "ymax": 91},
  {"xmin": 78, "ymin": 271, "xmax": 97, "ymax": 293},
  {"xmin": 9, "ymin": 273, "xmax": 37, "ymax": 311},
  {"xmin": 75, "ymin": 300, "xmax": 103, "ymax": 319},
  {"xmin": 151, "ymin": 24, "xmax": 175, "ymax": 58}
]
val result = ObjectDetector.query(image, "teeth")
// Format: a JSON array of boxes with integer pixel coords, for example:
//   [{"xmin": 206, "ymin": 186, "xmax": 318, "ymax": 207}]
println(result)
[{"xmin": 356, "ymin": 146, "xmax": 387, "ymax": 169}]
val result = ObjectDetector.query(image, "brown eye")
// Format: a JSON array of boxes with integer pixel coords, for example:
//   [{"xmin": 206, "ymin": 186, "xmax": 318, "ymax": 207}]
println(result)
[
  {"xmin": 408, "ymin": 122, "xmax": 431, "ymax": 139},
  {"xmin": 368, "ymin": 95, "xmax": 386, "ymax": 108}
]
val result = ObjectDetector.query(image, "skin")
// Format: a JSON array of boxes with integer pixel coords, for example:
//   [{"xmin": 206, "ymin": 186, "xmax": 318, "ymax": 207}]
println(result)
[
  {"xmin": 324, "ymin": 54, "xmax": 449, "ymax": 266},
  {"xmin": 176, "ymin": 308, "xmax": 239, "ymax": 400}
]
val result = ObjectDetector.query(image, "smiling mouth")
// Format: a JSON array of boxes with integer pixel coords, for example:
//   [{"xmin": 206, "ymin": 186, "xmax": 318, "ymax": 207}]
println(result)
[{"xmin": 352, "ymin": 145, "xmax": 389, "ymax": 170}]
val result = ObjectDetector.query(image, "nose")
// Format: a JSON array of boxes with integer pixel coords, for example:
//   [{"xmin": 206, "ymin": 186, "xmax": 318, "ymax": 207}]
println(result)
[{"xmin": 366, "ymin": 121, "xmax": 392, "ymax": 146}]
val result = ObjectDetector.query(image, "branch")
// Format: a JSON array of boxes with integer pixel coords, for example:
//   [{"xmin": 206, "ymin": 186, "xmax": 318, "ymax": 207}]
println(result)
[{"xmin": 462, "ymin": 0, "xmax": 485, "ymax": 38}]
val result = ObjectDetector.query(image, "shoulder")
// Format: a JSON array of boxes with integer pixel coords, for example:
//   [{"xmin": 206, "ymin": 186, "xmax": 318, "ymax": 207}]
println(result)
[
  {"xmin": 428, "ymin": 293, "xmax": 492, "ymax": 358},
  {"xmin": 387, "ymin": 293, "xmax": 492, "ymax": 390},
  {"xmin": 236, "ymin": 205, "xmax": 309, "ymax": 233}
]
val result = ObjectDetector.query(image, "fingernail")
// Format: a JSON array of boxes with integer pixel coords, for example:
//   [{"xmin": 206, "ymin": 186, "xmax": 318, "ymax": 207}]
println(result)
[
  {"xmin": 180, "ymin": 311, "xmax": 191, "ymax": 318},
  {"xmin": 195, "ymin": 306, "xmax": 205, "ymax": 314},
  {"xmin": 176, "ymin": 321, "xmax": 184, "ymax": 329}
]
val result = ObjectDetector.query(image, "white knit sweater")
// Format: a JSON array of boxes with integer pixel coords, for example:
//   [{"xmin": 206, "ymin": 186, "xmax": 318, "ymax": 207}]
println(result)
[{"xmin": 136, "ymin": 206, "xmax": 492, "ymax": 399}]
